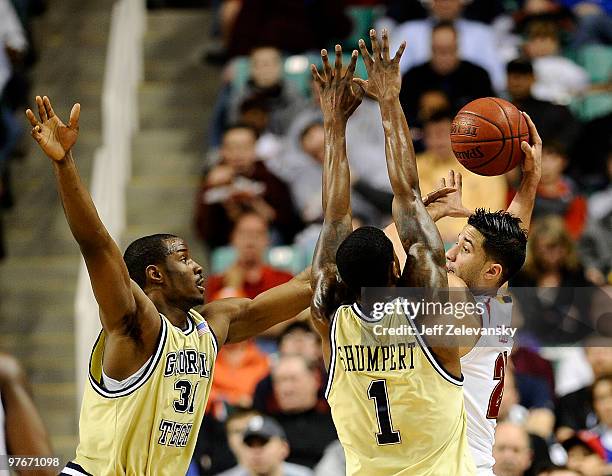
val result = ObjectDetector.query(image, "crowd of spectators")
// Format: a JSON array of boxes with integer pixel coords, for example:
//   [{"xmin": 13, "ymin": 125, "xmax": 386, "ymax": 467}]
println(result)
[
  {"xmin": 155, "ymin": 0, "xmax": 612, "ymax": 475},
  {"xmin": 0, "ymin": 0, "xmax": 43, "ymax": 261}
]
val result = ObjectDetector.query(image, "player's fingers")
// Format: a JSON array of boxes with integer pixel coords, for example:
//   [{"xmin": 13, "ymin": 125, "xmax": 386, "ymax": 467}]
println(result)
[
  {"xmin": 69, "ymin": 103, "xmax": 81, "ymax": 129},
  {"xmin": 31, "ymin": 124, "xmax": 42, "ymax": 142},
  {"xmin": 310, "ymin": 64, "xmax": 323, "ymax": 85},
  {"xmin": 522, "ymin": 111, "xmax": 541, "ymax": 146},
  {"xmin": 456, "ymin": 171, "xmax": 462, "ymax": 190},
  {"xmin": 334, "ymin": 45, "xmax": 342, "ymax": 80},
  {"xmin": 36, "ymin": 96, "xmax": 47, "ymax": 122},
  {"xmin": 321, "ymin": 49, "xmax": 332, "ymax": 81},
  {"xmin": 520, "ymin": 141, "xmax": 531, "ymax": 155},
  {"xmin": 358, "ymin": 38, "xmax": 373, "ymax": 68},
  {"xmin": 448, "ymin": 169, "xmax": 455, "ymax": 187},
  {"xmin": 369, "ymin": 29, "xmax": 380, "ymax": 59},
  {"xmin": 440, "ymin": 177, "xmax": 447, "ymax": 188},
  {"xmin": 381, "ymin": 29, "xmax": 390, "ymax": 61},
  {"xmin": 345, "ymin": 50, "xmax": 358, "ymax": 81},
  {"xmin": 25, "ymin": 108, "xmax": 38, "ymax": 127},
  {"xmin": 393, "ymin": 41, "xmax": 406, "ymax": 63},
  {"xmin": 43, "ymin": 96, "xmax": 55, "ymax": 118}
]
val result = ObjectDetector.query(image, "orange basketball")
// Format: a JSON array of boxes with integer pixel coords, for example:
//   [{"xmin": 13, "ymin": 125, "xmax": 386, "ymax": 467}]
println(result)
[{"xmin": 450, "ymin": 97, "xmax": 529, "ymax": 176}]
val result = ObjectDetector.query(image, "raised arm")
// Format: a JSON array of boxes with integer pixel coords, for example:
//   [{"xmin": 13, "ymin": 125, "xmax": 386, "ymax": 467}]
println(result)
[
  {"xmin": 356, "ymin": 30, "xmax": 445, "ymax": 287},
  {"xmin": 310, "ymin": 46, "xmax": 363, "ymax": 322},
  {"xmin": 506, "ymin": 112, "xmax": 542, "ymax": 234},
  {"xmin": 202, "ymin": 268, "xmax": 311, "ymax": 345},
  {"xmin": 25, "ymin": 97, "xmax": 156, "ymax": 338}
]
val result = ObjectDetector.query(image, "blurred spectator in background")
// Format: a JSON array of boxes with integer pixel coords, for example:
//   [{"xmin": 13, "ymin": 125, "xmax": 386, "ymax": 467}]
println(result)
[
  {"xmin": 314, "ymin": 440, "xmax": 345, "ymax": 476},
  {"xmin": 493, "ymin": 422, "xmax": 533, "ymax": 476},
  {"xmin": 0, "ymin": 353, "xmax": 54, "ymax": 475},
  {"xmin": 268, "ymin": 354, "xmax": 336, "ymax": 468},
  {"xmin": 523, "ymin": 20, "xmax": 590, "ymax": 105},
  {"xmin": 562, "ymin": 431, "xmax": 608, "ymax": 475},
  {"xmin": 226, "ymin": 0, "xmax": 351, "ymax": 57},
  {"xmin": 206, "ymin": 211, "xmax": 296, "ymax": 347},
  {"xmin": 228, "ymin": 47, "xmax": 306, "ymax": 137},
  {"xmin": 414, "ymin": 109, "xmax": 507, "ymax": 244},
  {"xmin": 219, "ymin": 415, "xmax": 313, "ymax": 476},
  {"xmin": 579, "ymin": 152, "xmax": 612, "ymax": 285},
  {"xmin": 193, "ymin": 407, "xmax": 261, "ymax": 476},
  {"xmin": 209, "ymin": 46, "xmax": 307, "ymax": 149},
  {"xmin": 505, "ymin": 58, "xmax": 579, "ymax": 152},
  {"xmin": 383, "ymin": 0, "xmax": 506, "ymax": 24},
  {"xmin": 275, "ymin": 119, "xmax": 387, "ymax": 261},
  {"xmin": 253, "ymin": 321, "xmax": 325, "ymax": 415},
  {"xmin": 508, "ymin": 142, "xmax": 586, "ymax": 239},
  {"xmin": 391, "ymin": 0, "xmax": 506, "ymax": 91},
  {"xmin": 557, "ymin": 343, "xmax": 612, "ymax": 441},
  {"xmin": 238, "ymin": 95, "xmax": 283, "ymax": 165},
  {"xmin": 591, "ymin": 374, "xmax": 612, "ymax": 462},
  {"xmin": 208, "ymin": 340, "xmax": 270, "ymax": 411},
  {"xmin": 511, "ymin": 216, "xmax": 594, "ymax": 345},
  {"xmin": 536, "ymin": 467, "xmax": 582, "ymax": 476},
  {"xmin": 399, "ymin": 21, "xmax": 494, "ymax": 119},
  {"xmin": 194, "ymin": 125, "xmax": 301, "ymax": 249},
  {"xmin": 206, "ymin": 212, "xmax": 293, "ymax": 301}
]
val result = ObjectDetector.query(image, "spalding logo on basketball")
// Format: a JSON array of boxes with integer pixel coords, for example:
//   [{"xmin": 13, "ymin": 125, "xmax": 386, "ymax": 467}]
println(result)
[{"xmin": 450, "ymin": 97, "xmax": 530, "ymax": 176}]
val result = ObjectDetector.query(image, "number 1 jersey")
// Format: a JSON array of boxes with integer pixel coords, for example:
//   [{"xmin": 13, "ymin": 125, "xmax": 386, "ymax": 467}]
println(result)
[
  {"xmin": 326, "ymin": 303, "xmax": 475, "ymax": 476},
  {"xmin": 73, "ymin": 309, "xmax": 217, "ymax": 476}
]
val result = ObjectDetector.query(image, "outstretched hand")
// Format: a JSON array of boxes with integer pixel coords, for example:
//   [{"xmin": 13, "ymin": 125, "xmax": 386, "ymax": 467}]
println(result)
[
  {"xmin": 25, "ymin": 96, "xmax": 80, "ymax": 162},
  {"xmin": 423, "ymin": 170, "xmax": 472, "ymax": 219},
  {"xmin": 311, "ymin": 45, "xmax": 364, "ymax": 123},
  {"xmin": 520, "ymin": 112, "xmax": 542, "ymax": 178},
  {"xmin": 354, "ymin": 29, "xmax": 406, "ymax": 102}
]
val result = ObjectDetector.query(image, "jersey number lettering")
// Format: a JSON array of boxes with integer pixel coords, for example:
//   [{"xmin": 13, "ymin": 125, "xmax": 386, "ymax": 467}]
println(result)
[
  {"xmin": 174, "ymin": 380, "xmax": 199, "ymax": 413},
  {"xmin": 367, "ymin": 379, "xmax": 401, "ymax": 445},
  {"xmin": 486, "ymin": 351, "xmax": 508, "ymax": 419}
]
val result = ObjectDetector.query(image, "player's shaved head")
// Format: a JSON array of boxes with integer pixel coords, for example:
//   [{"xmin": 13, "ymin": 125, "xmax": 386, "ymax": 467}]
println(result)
[{"xmin": 123, "ymin": 234, "xmax": 179, "ymax": 289}]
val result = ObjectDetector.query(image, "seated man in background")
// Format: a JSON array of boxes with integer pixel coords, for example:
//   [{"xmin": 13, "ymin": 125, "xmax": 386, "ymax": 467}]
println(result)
[
  {"xmin": 209, "ymin": 45, "xmax": 307, "ymax": 148},
  {"xmin": 399, "ymin": 21, "xmax": 494, "ymax": 119},
  {"xmin": 391, "ymin": 0, "xmax": 505, "ymax": 91},
  {"xmin": 194, "ymin": 124, "xmax": 301, "ymax": 248},
  {"xmin": 206, "ymin": 212, "xmax": 293, "ymax": 303},
  {"xmin": 219, "ymin": 415, "xmax": 313, "ymax": 476},
  {"xmin": 492, "ymin": 422, "xmax": 533, "ymax": 476},
  {"xmin": 0, "ymin": 352, "xmax": 55, "ymax": 476},
  {"xmin": 268, "ymin": 354, "xmax": 336, "ymax": 468},
  {"xmin": 505, "ymin": 58, "xmax": 578, "ymax": 153}
]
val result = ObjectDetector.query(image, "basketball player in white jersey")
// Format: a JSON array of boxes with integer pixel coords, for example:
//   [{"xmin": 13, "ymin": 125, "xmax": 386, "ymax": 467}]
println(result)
[
  {"xmin": 386, "ymin": 115, "xmax": 543, "ymax": 474},
  {"xmin": 0, "ymin": 353, "xmax": 54, "ymax": 476}
]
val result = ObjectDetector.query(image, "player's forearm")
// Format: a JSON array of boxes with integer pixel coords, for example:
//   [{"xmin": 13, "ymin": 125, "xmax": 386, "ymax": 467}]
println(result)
[
  {"xmin": 378, "ymin": 97, "xmax": 420, "ymax": 200},
  {"xmin": 507, "ymin": 172, "xmax": 540, "ymax": 233},
  {"xmin": 322, "ymin": 119, "xmax": 351, "ymax": 221},
  {"xmin": 226, "ymin": 275, "xmax": 312, "ymax": 344},
  {"xmin": 52, "ymin": 152, "xmax": 113, "ymax": 252}
]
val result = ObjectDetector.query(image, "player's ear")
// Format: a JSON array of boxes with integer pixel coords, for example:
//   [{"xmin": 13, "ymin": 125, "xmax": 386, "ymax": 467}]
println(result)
[
  {"xmin": 146, "ymin": 264, "xmax": 164, "ymax": 286},
  {"xmin": 484, "ymin": 262, "xmax": 503, "ymax": 283}
]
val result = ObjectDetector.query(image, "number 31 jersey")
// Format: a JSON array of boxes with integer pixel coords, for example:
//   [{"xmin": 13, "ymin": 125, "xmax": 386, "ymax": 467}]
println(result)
[
  {"xmin": 326, "ymin": 303, "xmax": 475, "ymax": 476},
  {"xmin": 73, "ymin": 309, "xmax": 217, "ymax": 476},
  {"xmin": 460, "ymin": 294, "xmax": 513, "ymax": 474}
]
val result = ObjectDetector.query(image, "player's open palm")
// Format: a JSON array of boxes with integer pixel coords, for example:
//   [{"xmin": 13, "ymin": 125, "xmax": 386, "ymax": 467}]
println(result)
[
  {"xmin": 25, "ymin": 96, "xmax": 80, "ymax": 162},
  {"xmin": 355, "ymin": 29, "xmax": 406, "ymax": 102},
  {"xmin": 311, "ymin": 45, "xmax": 364, "ymax": 123}
]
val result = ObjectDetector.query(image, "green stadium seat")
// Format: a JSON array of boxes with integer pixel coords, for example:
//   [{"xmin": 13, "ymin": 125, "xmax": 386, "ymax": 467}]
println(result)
[{"xmin": 568, "ymin": 45, "xmax": 612, "ymax": 121}]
